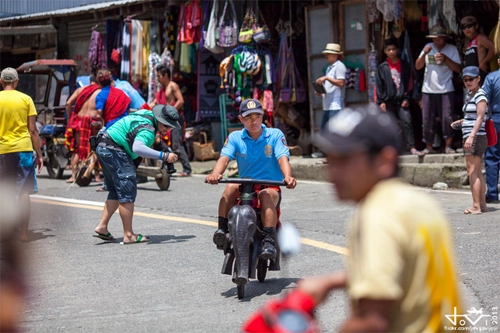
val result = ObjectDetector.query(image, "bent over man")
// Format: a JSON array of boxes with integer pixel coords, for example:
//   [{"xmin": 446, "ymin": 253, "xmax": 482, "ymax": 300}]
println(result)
[{"xmin": 93, "ymin": 105, "xmax": 179, "ymax": 244}]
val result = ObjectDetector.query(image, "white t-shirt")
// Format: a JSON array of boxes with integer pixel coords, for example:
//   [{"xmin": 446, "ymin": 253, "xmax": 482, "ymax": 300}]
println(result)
[
  {"xmin": 420, "ymin": 42, "xmax": 460, "ymax": 94},
  {"xmin": 322, "ymin": 60, "xmax": 347, "ymax": 111}
]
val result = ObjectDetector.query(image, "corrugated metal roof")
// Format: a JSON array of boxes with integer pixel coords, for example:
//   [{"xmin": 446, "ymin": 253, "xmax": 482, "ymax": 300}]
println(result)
[
  {"xmin": 0, "ymin": 0, "xmax": 117, "ymax": 16},
  {"xmin": 0, "ymin": 0, "xmax": 155, "ymax": 23}
]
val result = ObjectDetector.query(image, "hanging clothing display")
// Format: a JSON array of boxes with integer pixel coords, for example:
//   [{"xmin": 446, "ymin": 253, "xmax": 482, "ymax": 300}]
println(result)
[
  {"xmin": 184, "ymin": 0, "xmax": 202, "ymax": 44},
  {"xmin": 163, "ymin": 7, "xmax": 176, "ymax": 52},
  {"xmin": 150, "ymin": 21, "xmax": 161, "ymax": 54},
  {"xmin": 376, "ymin": 0, "xmax": 394, "ymax": 22},
  {"xmin": 148, "ymin": 52, "xmax": 162, "ymax": 103},
  {"xmin": 442, "ymin": 0, "xmax": 458, "ymax": 33},
  {"xmin": 88, "ymin": 30, "xmax": 107, "ymax": 72},
  {"xmin": 120, "ymin": 22, "xmax": 131, "ymax": 80},
  {"xmin": 131, "ymin": 20, "xmax": 144, "ymax": 81},
  {"xmin": 179, "ymin": 42, "xmax": 192, "ymax": 73}
]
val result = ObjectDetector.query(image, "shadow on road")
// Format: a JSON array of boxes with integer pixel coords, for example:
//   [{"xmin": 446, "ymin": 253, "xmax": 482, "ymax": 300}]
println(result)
[
  {"xmin": 26, "ymin": 228, "xmax": 56, "ymax": 242},
  {"xmin": 147, "ymin": 234, "xmax": 196, "ymax": 244},
  {"xmin": 221, "ymin": 277, "xmax": 298, "ymax": 301}
]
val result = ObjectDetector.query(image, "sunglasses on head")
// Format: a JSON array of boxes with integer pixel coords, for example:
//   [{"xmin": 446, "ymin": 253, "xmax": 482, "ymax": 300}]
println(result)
[
  {"xmin": 462, "ymin": 77, "xmax": 477, "ymax": 83},
  {"xmin": 461, "ymin": 23, "xmax": 475, "ymax": 30}
]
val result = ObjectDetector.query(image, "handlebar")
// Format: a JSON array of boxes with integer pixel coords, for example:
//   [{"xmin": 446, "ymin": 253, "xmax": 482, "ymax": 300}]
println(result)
[{"xmin": 206, "ymin": 178, "xmax": 287, "ymax": 187}]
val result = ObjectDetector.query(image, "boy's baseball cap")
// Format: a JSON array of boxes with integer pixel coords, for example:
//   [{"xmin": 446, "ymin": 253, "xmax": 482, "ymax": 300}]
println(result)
[
  {"xmin": 312, "ymin": 104, "xmax": 402, "ymax": 155},
  {"xmin": 1, "ymin": 67, "xmax": 18, "ymax": 82},
  {"xmin": 239, "ymin": 99, "xmax": 264, "ymax": 117}
]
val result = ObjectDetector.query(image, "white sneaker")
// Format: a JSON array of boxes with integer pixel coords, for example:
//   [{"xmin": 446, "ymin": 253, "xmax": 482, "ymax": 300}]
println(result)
[{"xmin": 311, "ymin": 151, "xmax": 324, "ymax": 158}]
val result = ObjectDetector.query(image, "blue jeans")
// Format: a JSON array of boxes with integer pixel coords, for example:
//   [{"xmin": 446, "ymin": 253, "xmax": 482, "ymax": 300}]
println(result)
[
  {"xmin": 320, "ymin": 109, "xmax": 340, "ymax": 130},
  {"xmin": 485, "ymin": 119, "xmax": 500, "ymax": 200}
]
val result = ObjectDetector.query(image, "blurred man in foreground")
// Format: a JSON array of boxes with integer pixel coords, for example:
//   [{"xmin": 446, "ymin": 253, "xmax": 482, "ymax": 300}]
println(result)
[{"xmin": 243, "ymin": 105, "xmax": 464, "ymax": 332}]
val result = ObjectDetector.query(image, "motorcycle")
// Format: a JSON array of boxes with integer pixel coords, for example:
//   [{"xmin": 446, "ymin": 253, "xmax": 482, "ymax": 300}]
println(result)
[
  {"xmin": 16, "ymin": 60, "xmax": 78, "ymax": 179},
  {"xmin": 207, "ymin": 178, "xmax": 287, "ymax": 299}
]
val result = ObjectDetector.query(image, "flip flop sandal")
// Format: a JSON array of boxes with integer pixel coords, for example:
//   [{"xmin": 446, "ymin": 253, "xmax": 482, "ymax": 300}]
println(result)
[
  {"xmin": 120, "ymin": 234, "xmax": 150, "ymax": 245},
  {"xmin": 93, "ymin": 232, "xmax": 114, "ymax": 241}
]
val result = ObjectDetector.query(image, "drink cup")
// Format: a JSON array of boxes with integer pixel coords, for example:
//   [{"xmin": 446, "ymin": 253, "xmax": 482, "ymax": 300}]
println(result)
[{"xmin": 435, "ymin": 53, "xmax": 443, "ymax": 65}]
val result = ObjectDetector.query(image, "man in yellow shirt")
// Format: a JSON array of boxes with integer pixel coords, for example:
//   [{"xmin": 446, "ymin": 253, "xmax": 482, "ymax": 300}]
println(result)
[
  {"xmin": 0, "ymin": 67, "xmax": 43, "ymax": 242},
  {"xmin": 299, "ymin": 105, "xmax": 464, "ymax": 332}
]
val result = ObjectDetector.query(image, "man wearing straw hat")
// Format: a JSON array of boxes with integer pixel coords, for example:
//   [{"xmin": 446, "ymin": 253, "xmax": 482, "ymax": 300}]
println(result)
[
  {"xmin": 415, "ymin": 25, "xmax": 461, "ymax": 155},
  {"xmin": 312, "ymin": 43, "xmax": 347, "ymax": 159}
]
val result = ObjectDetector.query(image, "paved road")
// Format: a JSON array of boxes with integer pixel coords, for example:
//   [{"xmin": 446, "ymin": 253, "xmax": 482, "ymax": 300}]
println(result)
[{"xmin": 18, "ymin": 172, "xmax": 500, "ymax": 332}]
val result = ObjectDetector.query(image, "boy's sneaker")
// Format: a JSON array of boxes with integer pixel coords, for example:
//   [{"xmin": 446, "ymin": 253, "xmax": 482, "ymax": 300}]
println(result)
[
  {"xmin": 213, "ymin": 229, "xmax": 227, "ymax": 250},
  {"xmin": 259, "ymin": 236, "xmax": 276, "ymax": 260}
]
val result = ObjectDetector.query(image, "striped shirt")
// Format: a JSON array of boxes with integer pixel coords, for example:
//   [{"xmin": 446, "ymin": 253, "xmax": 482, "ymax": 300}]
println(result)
[{"xmin": 462, "ymin": 88, "xmax": 488, "ymax": 139}]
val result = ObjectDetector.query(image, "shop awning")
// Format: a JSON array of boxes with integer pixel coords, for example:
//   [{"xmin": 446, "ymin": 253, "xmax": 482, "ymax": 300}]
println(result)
[{"xmin": 0, "ymin": 24, "xmax": 57, "ymax": 36}]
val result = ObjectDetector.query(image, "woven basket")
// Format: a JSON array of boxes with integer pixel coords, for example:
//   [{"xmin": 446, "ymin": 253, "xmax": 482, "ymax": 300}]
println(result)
[{"xmin": 193, "ymin": 132, "xmax": 220, "ymax": 162}]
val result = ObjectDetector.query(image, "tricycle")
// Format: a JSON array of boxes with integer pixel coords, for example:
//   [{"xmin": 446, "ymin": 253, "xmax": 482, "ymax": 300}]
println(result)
[{"xmin": 16, "ymin": 59, "xmax": 77, "ymax": 179}]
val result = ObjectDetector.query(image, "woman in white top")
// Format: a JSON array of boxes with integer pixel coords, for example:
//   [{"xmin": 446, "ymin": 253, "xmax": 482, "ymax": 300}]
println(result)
[{"xmin": 451, "ymin": 66, "xmax": 488, "ymax": 215}]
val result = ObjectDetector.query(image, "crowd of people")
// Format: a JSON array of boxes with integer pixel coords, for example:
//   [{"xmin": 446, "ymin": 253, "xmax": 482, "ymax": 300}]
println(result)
[{"xmin": 1, "ymin": 16, "xmax": 500, "ymax": 332}]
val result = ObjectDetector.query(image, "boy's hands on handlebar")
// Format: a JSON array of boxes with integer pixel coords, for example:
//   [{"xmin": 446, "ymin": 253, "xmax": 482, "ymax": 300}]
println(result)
[
  {"xmin": 205, "ymin": 173, "xmax": 223, "ymax": 184},
  {"xmin": 284, "ymin": 176, "xmax": 297, "ymax": 189}
]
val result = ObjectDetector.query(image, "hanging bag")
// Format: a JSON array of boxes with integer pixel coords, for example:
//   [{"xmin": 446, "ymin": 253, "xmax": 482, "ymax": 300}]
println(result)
[
  {"xmin": 486, "ymin": 107, "xmax": 498, "ymax": 147},
  {"xmin": 279, "ymin": 48, "xmax": 306, "ymax": 104},
  {"xmin": 204, "ymin": 0, "xmax": 224, "ymax": 54},
  {"xmin": 216, "ymin": 0, "xmax": 238, "ymax": 48},
  {"xmin": 279, "ymin": 55, "xmax": 296, "ymax": 103},
  {"xmin": 289, "ymin": 50, "xmax": 306, "ymax": 103},
  {"xmin": 253, "ymin": 3, "xmax": 271, "ymax": 43},
  {"xmin": 239, "ymin": 6, "xmax": 255, "ymax": 43}
]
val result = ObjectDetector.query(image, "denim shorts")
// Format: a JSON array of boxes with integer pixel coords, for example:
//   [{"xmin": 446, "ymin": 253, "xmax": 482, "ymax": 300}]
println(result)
[
  {"xmin": 463, "ymin": 135, "xmax": 487, "ymax": 157},
  {"xmin": 0, "ymin": 152, "xmax": 38, "ymax": 196},
  {"xmin": 96, "ymin": 145, "xmax": 137, "ymax": 203}
]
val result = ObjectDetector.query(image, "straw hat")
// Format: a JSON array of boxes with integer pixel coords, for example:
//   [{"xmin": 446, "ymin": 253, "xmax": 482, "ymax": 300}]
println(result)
[
  {"xmin": 322, "ymin": 43, "xmax": 343, "ymax": 54},
  {"xmin": 426, "ymin": 25, "xmax": 449, "ymax": 39}
]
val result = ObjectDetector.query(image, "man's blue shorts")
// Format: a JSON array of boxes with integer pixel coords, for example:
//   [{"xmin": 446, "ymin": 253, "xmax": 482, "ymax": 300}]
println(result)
[
  {"xmin": 96, "ymin": 145, "xmax": 137, "ymax": 203},
  {"xmin": 0, "ymin": 152, "xmax": 38, "ymax": 196}
]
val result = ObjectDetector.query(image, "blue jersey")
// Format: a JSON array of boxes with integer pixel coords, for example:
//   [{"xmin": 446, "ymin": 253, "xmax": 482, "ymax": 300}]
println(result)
[{"xmin": 221, "ymin": 125, "xmax": 290, "ymax": 180}]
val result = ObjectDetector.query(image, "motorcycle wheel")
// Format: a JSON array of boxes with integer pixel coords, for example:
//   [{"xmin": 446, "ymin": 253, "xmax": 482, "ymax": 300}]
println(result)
[
  {"xmin": 154, "ymin": 169, "xmax": 170, "ymax": 191},
  {"xmin": 237, "ymin": 283, "xmax": 245, "ymax": 299},
  {"xmin": 257, "ymin": 259, "xmax": 267, "ymax": 283},
  {"xmin": 46, "ymin": 140, "xmax": 65, "ymax": 179}
]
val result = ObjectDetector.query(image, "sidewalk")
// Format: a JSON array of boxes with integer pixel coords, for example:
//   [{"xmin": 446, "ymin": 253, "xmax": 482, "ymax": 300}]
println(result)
[{"xmin": 180, "ymin": 151, "xmax": 474, "ymax": 189}]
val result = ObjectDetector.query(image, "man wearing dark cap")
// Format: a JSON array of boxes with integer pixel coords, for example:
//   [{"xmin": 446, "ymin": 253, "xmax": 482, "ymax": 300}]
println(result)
[
  {"xmin": 0, "ymin": 67, "xmax": 44, "ymax": 242},
  {"xmin": 293, "ymin": 106, "xmax": 464, "ymax": 332},
  {"xmin": 92, "ymin": 105, "xmax": 179, "ymax": 244},
  {"xmin": 206, "ymin": 99, "xmax": 297, "ymax": 259},
  {"xmin": 416, "ymin": 25, "xmax": 462, "ymax": 154},
  {"xmin": 461, "ymin": 15, "xmax": 495, "ymax": 84}
]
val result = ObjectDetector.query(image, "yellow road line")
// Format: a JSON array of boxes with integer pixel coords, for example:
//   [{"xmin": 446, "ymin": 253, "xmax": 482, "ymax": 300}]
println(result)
[{"xmin": 32, "ymin": 197, "xmax": 348, "ymax": 255}]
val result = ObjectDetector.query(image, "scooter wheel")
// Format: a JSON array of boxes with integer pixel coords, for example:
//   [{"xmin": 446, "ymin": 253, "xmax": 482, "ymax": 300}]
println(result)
[
  {"xmin": 155, "ymin": 169, "xmax": 170, "ymax": 190},
  {"xmin": 257, "ymin": 259, "xmax": 267, "ymax": 283}
]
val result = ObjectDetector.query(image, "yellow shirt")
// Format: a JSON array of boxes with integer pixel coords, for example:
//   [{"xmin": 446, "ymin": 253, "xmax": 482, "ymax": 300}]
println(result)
[
  {"xmin": 347, "ymin": 178, "xmax": 463, "ymax": 333},
  {"xmin": 0, "ymin": 90, "xmax": 37, "ymax": 154}
]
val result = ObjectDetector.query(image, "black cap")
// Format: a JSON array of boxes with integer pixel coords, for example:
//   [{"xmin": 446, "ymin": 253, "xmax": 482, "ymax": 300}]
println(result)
[
  {"xmin": 312, "ymin": 104, "xmax": 402, "ymax": 155},
  {"xmin": 239, "ymin": 99, "xmax": 264, "ymax": 117},
  {"xmin": 152, "ymin": 104, "xmax": 181, "ymax": 129}
]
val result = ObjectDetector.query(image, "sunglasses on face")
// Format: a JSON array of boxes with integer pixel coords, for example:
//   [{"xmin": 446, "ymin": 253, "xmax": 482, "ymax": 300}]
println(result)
[
  {"xmin": 462, "ymin": 77, "xmax": 477, "ymax": 83},
  {"xmin": 461, "ymin": 23, "xmax": 475, "ymax": 30}
]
